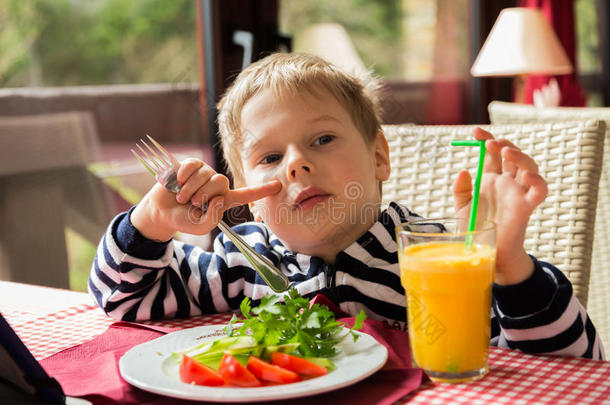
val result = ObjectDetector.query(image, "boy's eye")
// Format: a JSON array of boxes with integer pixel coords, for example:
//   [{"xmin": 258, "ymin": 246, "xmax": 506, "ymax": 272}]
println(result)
[
  {"xmin": 313, "ymin": 134, "xmax": 335, "ymax": 146},
  {"xmin": 259, "ymin": 153, "xmax": 281, "ymax": 165}
]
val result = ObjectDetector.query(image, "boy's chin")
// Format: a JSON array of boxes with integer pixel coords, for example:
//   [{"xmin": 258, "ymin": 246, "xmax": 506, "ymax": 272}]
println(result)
[{"xmin": 275, "ymin": 223, "xmax": 358, "ymax": 252}]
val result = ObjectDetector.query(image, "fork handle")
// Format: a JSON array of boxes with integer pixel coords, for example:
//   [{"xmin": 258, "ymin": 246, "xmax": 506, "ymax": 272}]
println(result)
[
  {"xmin": 217, "ymin": 220, "xmax": 291, "ymax": 293},
  {"xmin": 161, "ymin": 172, "xmax": 180, "ymax": 193}
]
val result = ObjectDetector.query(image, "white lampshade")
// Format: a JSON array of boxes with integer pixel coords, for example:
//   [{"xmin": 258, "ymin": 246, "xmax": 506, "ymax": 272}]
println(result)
[
  {"xmin": 471, "ymin": 8, "xmax": 573, "ymax": 77},
  {"xmin": 294, "ymin": 23, "xmax": 368, "ymax": 76}
]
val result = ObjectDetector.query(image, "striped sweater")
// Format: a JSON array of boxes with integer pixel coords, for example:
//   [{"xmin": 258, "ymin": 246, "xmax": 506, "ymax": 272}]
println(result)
[{"xmin": 89, "ymin": 202, "xmax": 605, "ymax": 360}]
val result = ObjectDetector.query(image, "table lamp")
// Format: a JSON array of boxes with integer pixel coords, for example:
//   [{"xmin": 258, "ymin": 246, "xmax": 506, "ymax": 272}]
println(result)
[{"xmin": 470, "ymin": 7, "xmax": 572, "ymax": 104}]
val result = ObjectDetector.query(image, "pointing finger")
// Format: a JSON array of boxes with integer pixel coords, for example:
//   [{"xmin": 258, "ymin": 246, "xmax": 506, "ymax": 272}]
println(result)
[{"xmin": 226, "ymin": 179, "xmax": 282, "ymax": 208}]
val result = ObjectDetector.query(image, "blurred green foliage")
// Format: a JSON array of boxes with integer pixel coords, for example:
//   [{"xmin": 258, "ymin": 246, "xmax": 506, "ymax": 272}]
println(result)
[
  {"xmin": 1, "ymin": 0, "xmax": 404, "ymax": 86},
  {"xmin": 0, "ymin": 1, "xmax": 43, "ymax": 86},
  {"xmin": 1, "ymin": 0, "xmax": 197, "ymax": 87},
  {"xmin": 66, "ymin": 229, "xmax": 96, "ymax": 292},
  {"xmin": 575, "ymin": 0, "xmax": 600, "ymax": 74}
]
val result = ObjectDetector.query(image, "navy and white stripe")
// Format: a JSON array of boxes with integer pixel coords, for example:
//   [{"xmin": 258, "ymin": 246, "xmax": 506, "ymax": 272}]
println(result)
[{"xmin": 89, "ymin": 202, "xmax": 604, "ymax": 360}]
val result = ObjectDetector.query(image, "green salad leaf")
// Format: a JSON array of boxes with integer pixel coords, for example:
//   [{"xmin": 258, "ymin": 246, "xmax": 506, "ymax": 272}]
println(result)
[
  {"xmin": 227, "ymin": 287, "xmax": 367, "ymax": 358},
  {"xmin": 175, "ymin": 288, "xmax": 367, "ymax": 371}
]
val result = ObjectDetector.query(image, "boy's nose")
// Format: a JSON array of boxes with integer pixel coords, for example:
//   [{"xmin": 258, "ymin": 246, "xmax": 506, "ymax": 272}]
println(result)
[
  {"xmin": 289, "ymin": 164, "xmax": 311, "ymax": 179},
  {"xmin": 285, "ymin": 147, "xmax": 313, "ymax": 180}
]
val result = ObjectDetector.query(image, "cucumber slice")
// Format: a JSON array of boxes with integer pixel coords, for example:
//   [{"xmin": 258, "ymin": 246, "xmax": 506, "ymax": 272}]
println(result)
[
  {"xmin": 304, "ymin": 356, "xmax": 336, "ymax": 371},
  {"xmin": 262, "ymin": 343, "xmax": 300, "ymax": 359}
]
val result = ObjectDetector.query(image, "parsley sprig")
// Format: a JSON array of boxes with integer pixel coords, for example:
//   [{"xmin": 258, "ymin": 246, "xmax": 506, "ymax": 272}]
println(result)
[{"xmin": 225, "ymin": 288, "xmax": 367, "ymax": 358}]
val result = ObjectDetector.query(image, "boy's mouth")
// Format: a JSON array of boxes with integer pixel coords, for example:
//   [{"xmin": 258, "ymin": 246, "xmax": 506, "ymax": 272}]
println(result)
[{"xmin": 293, "ymin": 186, "xmax": 332, "ymax": 210}]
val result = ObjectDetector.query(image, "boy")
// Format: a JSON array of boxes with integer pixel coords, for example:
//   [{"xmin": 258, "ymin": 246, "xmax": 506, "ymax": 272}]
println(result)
[{"xmin": 90, "ymin": 53, "xmax": 604, "ymax": 360}]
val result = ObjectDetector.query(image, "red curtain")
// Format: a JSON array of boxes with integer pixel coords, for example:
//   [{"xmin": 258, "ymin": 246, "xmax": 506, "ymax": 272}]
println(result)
[{"xmin": 519, "ymin": 0, "xmax": 587, "ymax": 106}]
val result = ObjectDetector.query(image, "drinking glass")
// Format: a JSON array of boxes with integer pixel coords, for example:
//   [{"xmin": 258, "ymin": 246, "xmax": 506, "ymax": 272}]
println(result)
[{"xmin": 396, "ymin": 218, "xmax": 496, "ymax": 383}]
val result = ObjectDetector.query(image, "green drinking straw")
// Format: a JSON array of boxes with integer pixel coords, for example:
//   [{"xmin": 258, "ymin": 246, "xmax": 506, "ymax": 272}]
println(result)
[{"xmin": 450, "ymin": 139, "xmax": 486, "ymax": 248}]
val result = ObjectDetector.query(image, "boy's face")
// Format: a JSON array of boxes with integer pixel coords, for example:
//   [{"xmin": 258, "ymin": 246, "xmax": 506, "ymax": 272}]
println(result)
[{"xmin": 238, "ymin": 88, "xmax": 390, "ymax": 262}]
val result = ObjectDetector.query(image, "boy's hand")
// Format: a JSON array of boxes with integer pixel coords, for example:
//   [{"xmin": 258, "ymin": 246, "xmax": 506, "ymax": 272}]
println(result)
[
  {"xmin": 453, "ymin": 128, "xmax": 548, "ymax": 285},
  {"xmin": 131, "ymin": 158, "xmax": 281, "ymax": 242}
]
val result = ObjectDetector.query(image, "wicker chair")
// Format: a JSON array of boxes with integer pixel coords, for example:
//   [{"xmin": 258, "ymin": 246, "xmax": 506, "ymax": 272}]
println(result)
[
  {"xmin": 488, "ymin": 101, "xmax": 610, "ymax": 348},
  {"xmin": 382, "ymin": 121, "xmax": 605, "ymax": 326}
]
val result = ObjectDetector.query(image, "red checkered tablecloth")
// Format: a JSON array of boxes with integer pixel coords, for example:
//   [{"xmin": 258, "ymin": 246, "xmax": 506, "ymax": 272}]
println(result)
[
  {"xmin": 2, "ymin": 281, "xmax": 610, "ymax": 404},
  {"xmin": 405, "ymin": 347, "xmax": 610, "ymax": 404},
  {"xmin": 0, "ymin": 281, "xmax": 232, "ymax": 359}
]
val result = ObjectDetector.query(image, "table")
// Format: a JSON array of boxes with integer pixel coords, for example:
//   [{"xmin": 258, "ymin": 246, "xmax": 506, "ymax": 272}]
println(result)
[{"xmin": 2, "ymin": 281, "xmax": 610, "ymax": 404}]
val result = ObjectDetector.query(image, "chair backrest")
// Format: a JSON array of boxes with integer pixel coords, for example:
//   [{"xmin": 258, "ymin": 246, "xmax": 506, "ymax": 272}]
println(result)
[
  {"xmin": 488, "ymin": 101, "xmax": 610, "ymax": 348},
  {"xmin": 0, "ymin": 112, "xmax": 112, "ymax": 289},
  {"xmin": 382, "ymin": 120, "xmax": 605, "ymax": 311},
  {"xmin": 0, "ymin": 111, "xmax": 101, "ymax": 176}
]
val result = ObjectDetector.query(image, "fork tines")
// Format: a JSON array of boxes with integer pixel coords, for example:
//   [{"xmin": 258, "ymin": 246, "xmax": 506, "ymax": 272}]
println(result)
[{"xmin": 131, "ymin": 135, "xmax": 173, "ymax": 176}]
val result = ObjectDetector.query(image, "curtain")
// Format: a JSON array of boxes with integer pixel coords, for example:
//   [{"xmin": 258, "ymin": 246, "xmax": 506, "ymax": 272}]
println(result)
[
  {"xmin": 519, "ymin": 0, "xmax": 587, "ymax": 106},
  {"xmin": 426, "ymin": 0, "xmax": 471, "ymax": 124}
]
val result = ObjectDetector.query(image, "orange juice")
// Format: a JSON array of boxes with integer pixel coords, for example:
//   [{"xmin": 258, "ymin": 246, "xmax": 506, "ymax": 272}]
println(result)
[{"xmin": 399, "ymin": 241, "xmax": 495, "ymax": 382}]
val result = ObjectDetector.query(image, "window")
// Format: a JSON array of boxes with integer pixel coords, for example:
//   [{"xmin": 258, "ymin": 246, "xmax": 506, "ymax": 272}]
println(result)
[
  {"xmin": 280, "ymin": 0, "xmax": 473, "ymax": 124},
  {"xmin": 280, "ymin": 0, "xmax": 470, "ymax": 81},
  {"xmin": 576, "ymin": 0, "xmax": 604, "ymax": 106},
  {"xmin": 0, "ymin": 0, "xmax": 197, "ymax": 87}
]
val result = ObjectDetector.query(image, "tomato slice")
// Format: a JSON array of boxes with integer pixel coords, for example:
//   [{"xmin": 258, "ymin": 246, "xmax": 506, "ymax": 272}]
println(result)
[
  {"xmin": 247, "ymin": 356, "xmax": 301, "ymax": 384},
  {"xmin": 179, "ymin": 354, "xmax": 225, "ymax": 386},
  {"xmin": 218, "ymin": 354, "xmax": 262, "ymax": 387},
  {"xmin": 270, "ymin": 352, "xmax": 328, "ymax": 377}
]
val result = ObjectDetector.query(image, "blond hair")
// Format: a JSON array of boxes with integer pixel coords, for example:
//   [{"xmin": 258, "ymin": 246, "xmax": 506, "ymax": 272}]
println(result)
[{"xmin": 216, "ymin": 53, "xmax": 382, "ymax": 185}]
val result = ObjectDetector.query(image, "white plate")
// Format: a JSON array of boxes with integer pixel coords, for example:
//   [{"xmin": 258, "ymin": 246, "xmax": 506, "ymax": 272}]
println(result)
[{"xmin": 119, "ymin": 324, "xmax": 388, "ymax": 403}]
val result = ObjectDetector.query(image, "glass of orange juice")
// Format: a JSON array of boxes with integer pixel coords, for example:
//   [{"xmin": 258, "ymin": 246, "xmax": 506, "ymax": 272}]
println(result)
[{"xmin": 396, "ymin": 218, "xmax": 496, "ymax": 383}]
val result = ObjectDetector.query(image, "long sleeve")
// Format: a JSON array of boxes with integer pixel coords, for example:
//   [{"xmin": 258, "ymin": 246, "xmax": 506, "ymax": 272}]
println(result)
[
  {"xmin": 88, "ymin": 209, "xmax": 231, "ymax": 321},
  {"xmin": 88, "ymin": 209, "xmax": 330, "ymax": 321},
  {"xmin": 490, "ymin": 257, "xmax": 605, "ymax": 360}
]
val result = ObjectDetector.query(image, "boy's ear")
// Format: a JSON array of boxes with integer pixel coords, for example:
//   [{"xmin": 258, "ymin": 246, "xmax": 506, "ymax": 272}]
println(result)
[{"xmin": 373, "ymin": 130, "xmax": 391, "ymax": 181}]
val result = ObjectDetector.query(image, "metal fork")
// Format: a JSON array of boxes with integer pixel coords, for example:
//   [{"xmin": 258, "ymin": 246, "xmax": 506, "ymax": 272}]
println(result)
[{"xmin": 132, "ymin": 135, "xmax": 290, "ymax": 293}]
